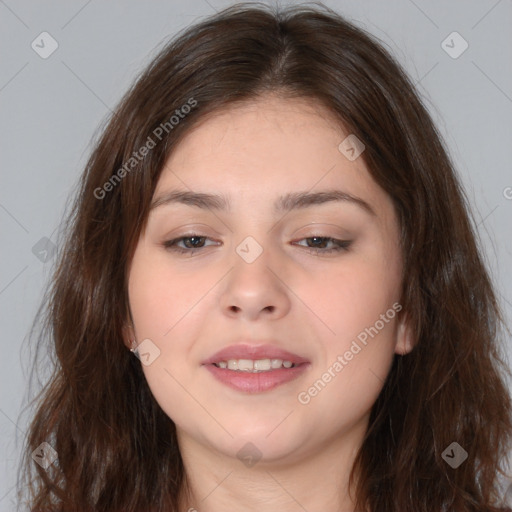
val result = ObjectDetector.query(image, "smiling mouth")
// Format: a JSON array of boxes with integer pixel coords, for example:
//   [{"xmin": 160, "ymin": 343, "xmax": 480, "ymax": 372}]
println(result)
[
  {"xmin": 204, "ymin": 359, "xmax": 310, "ymax": 393},
  {"xmin": 202, "ymin": 342, "xmax": 310, "ymax": 392},
  {"xmin": 212, "ymin": 358, "xmax": 297, "ymax": 372}
]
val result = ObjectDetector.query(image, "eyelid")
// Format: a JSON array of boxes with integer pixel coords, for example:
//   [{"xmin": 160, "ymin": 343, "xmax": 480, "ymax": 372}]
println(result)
[
  {"xmin": 162, "ymin": 223, "xmax": 219, "ymax": 238},
  {"xmin": 291, "ymin": 221, "xmax": 352, "ymax": 238}
]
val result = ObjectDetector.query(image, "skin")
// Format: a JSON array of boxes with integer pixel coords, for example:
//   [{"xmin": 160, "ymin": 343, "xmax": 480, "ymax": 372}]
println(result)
[{"xmin": 124, "ymin": 94, "xmax": 414, "ymax": 512}]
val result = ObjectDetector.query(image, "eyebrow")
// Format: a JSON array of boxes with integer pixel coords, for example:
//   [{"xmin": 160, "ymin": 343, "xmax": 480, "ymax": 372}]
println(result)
[{"xmin": 150, "ymin": 189, "xmax": 376, "ymax": 217}]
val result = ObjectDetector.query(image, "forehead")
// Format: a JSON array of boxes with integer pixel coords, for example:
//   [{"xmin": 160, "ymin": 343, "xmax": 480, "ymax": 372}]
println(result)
[
  {"xmin": 166, "ymin": 94, "xmax": 345, "ymax": 171},
  {"xmin": 154, "ymin": 94, "xmax": 395, "ymax": 229}
]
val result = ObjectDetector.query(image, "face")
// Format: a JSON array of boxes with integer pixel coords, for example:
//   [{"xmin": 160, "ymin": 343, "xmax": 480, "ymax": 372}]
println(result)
[{"xmin": 125, "ymin": 94, "xmax": 412, "ymax": 465}]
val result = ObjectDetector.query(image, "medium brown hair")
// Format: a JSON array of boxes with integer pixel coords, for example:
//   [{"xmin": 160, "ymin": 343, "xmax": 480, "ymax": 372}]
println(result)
[{"xmin": 18, "ymin": 2, "xmax": 512, "ymax": 511}]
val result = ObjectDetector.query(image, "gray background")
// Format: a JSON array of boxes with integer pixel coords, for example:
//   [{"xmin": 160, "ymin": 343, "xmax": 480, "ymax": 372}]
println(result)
[{"xmin": 1, "ymin": 0, "xmax": 511, "ymax": 508}]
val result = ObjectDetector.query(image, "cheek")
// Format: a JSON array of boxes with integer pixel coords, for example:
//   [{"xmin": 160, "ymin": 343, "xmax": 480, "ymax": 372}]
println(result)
[
  {"xmin": 140, "ymin": 356, "xmax": 206, "ymax": 433},
  {"xmin": 128, "ymin": 248, "xmax": 213, "ymax": 338},
  {"xmin": 301, "ymin": 248, "xmax": 401, "ymax": 341},
  {"xmin": 127, "ymin": 247, "xmax": 216, "ymax": 425},
  {"xmin": 297, "ymin": 287, "xmax": 399, "ymax": 427},
  {"xmin": 295, "ymin": 246, "xmax": 401, "ymax": 420}
]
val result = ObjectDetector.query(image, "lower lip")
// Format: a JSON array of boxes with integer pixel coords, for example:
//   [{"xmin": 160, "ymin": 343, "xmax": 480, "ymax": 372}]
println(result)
[{"xmin": 204, "ymin": 363, "xmax": 310, "ymax": 393}]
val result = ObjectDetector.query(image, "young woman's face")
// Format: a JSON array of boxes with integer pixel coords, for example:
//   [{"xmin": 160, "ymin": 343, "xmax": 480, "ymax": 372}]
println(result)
[{"xmin": 126, "ymin": 95, "xmax": 412, "ymax": 465}]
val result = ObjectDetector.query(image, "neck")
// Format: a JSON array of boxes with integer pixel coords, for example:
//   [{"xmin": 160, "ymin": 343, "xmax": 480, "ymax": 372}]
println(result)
[{"xmin": 177, "ymin": 424, "xmax": 366, "ymax": 512}]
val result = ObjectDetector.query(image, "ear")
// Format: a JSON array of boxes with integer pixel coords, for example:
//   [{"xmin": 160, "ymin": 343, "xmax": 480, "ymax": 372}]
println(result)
[
  {"xmin": 122, "ymin": 324, "xmax": 136, "ymax": 350},
  {"xmin": 394, "ymin": 312, "xmax": 415, "ymax": 356}
]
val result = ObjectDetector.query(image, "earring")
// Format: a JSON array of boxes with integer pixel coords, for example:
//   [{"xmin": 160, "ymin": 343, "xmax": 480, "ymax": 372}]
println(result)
[{"xmin": 130, "ymin": 341, "xmax": 140, "ymax": 359}]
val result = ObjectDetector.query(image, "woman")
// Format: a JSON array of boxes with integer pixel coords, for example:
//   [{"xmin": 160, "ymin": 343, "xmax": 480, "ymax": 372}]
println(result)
[{"xmin": 19, "ymin": 3, "xmax": 512, "ymax": 511}]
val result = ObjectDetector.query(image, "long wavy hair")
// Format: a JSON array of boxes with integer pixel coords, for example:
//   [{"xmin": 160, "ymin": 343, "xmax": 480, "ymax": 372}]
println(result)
[{"xmin": 18, "ymin": 2, "xmax": 512, "ymax": 511}]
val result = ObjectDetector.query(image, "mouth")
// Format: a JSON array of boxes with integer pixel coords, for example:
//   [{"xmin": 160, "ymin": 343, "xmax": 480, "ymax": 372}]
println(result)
[{"xmin": 202, "ymin": 343, "xmax": 310, "ymax": 393}]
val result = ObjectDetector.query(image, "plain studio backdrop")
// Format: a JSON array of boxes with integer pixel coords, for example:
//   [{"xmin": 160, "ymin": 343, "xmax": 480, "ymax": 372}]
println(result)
[{"xmin": 0, "ymin": 0, "xmax": 511, "ymax": 508}]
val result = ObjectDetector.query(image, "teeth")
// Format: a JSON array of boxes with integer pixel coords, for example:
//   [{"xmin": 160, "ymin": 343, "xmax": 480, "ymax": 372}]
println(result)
[
  {"xmin": 214, "ymin": 358, "xmax": 296, "ymax": 372},
  {"xmin": 254, "ymin": 359, "xmax": 271, "ymax": 371},
  {"xmin": 238, "ymin": 359, "xmax": 253, "ymax": 371}
]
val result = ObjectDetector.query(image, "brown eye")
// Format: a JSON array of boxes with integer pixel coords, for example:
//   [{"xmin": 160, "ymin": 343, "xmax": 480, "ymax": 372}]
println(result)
[
  {"xmin": 293, "ymin": 236, "xmax": 352, "ymax": 254},
  {"xmin": 163, "ymin": 235, "xmax": 218, "ymax": 254}
]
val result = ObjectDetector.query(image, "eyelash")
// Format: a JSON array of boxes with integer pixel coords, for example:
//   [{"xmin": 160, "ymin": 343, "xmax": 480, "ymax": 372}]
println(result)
[{"xmin": 162, "ymin": 235, "xmax": 352, "ymax": 256}]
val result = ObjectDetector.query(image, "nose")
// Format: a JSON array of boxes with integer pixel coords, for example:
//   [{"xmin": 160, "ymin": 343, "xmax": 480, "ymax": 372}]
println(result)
[{"xmin": 218, "ymin": 245, "xmax": 291, "ymax": 322}]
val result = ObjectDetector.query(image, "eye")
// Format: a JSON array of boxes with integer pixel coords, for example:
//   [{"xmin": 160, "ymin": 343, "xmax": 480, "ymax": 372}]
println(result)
[
  {"xmin": 162, "ymin": 234, "xmax": 352, "ymax": 256},
  {"xmin": 293, "ymin": 236, "xmax": 352, "ymax": 254},
  {"xmin": 163, "ymin": 235, "xmax": 219, "ymax": 255}
]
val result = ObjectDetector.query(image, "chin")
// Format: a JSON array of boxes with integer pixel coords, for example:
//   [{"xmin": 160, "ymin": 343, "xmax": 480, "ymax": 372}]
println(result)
[{"xmin": 212, "ymin": 424, "xmax": 311, "ymax": 465}]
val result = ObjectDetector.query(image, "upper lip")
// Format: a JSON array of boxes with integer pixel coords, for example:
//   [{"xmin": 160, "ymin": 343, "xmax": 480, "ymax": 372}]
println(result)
[{"xmin": 202, "ymin": 343, "xmax": 310, "ymax": 365}]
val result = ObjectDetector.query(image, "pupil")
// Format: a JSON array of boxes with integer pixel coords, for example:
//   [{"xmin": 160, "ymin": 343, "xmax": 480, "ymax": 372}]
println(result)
[
  {"xmin": 310, "ymin": 237, "xmax": 325, "ymax": 248},
  {"xmin": 186, "ymin": 236, "xmax": 203, "ymax": 248}
]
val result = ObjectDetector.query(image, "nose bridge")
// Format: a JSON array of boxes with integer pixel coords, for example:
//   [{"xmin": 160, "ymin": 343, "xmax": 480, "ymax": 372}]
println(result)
[
  {"xmin": 230, "ymin": 233, "xmax": 275, "ymax": 293},
  {"xmin": 218, "ymin": 232, "xmax": 290, "ymax": 320}
]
